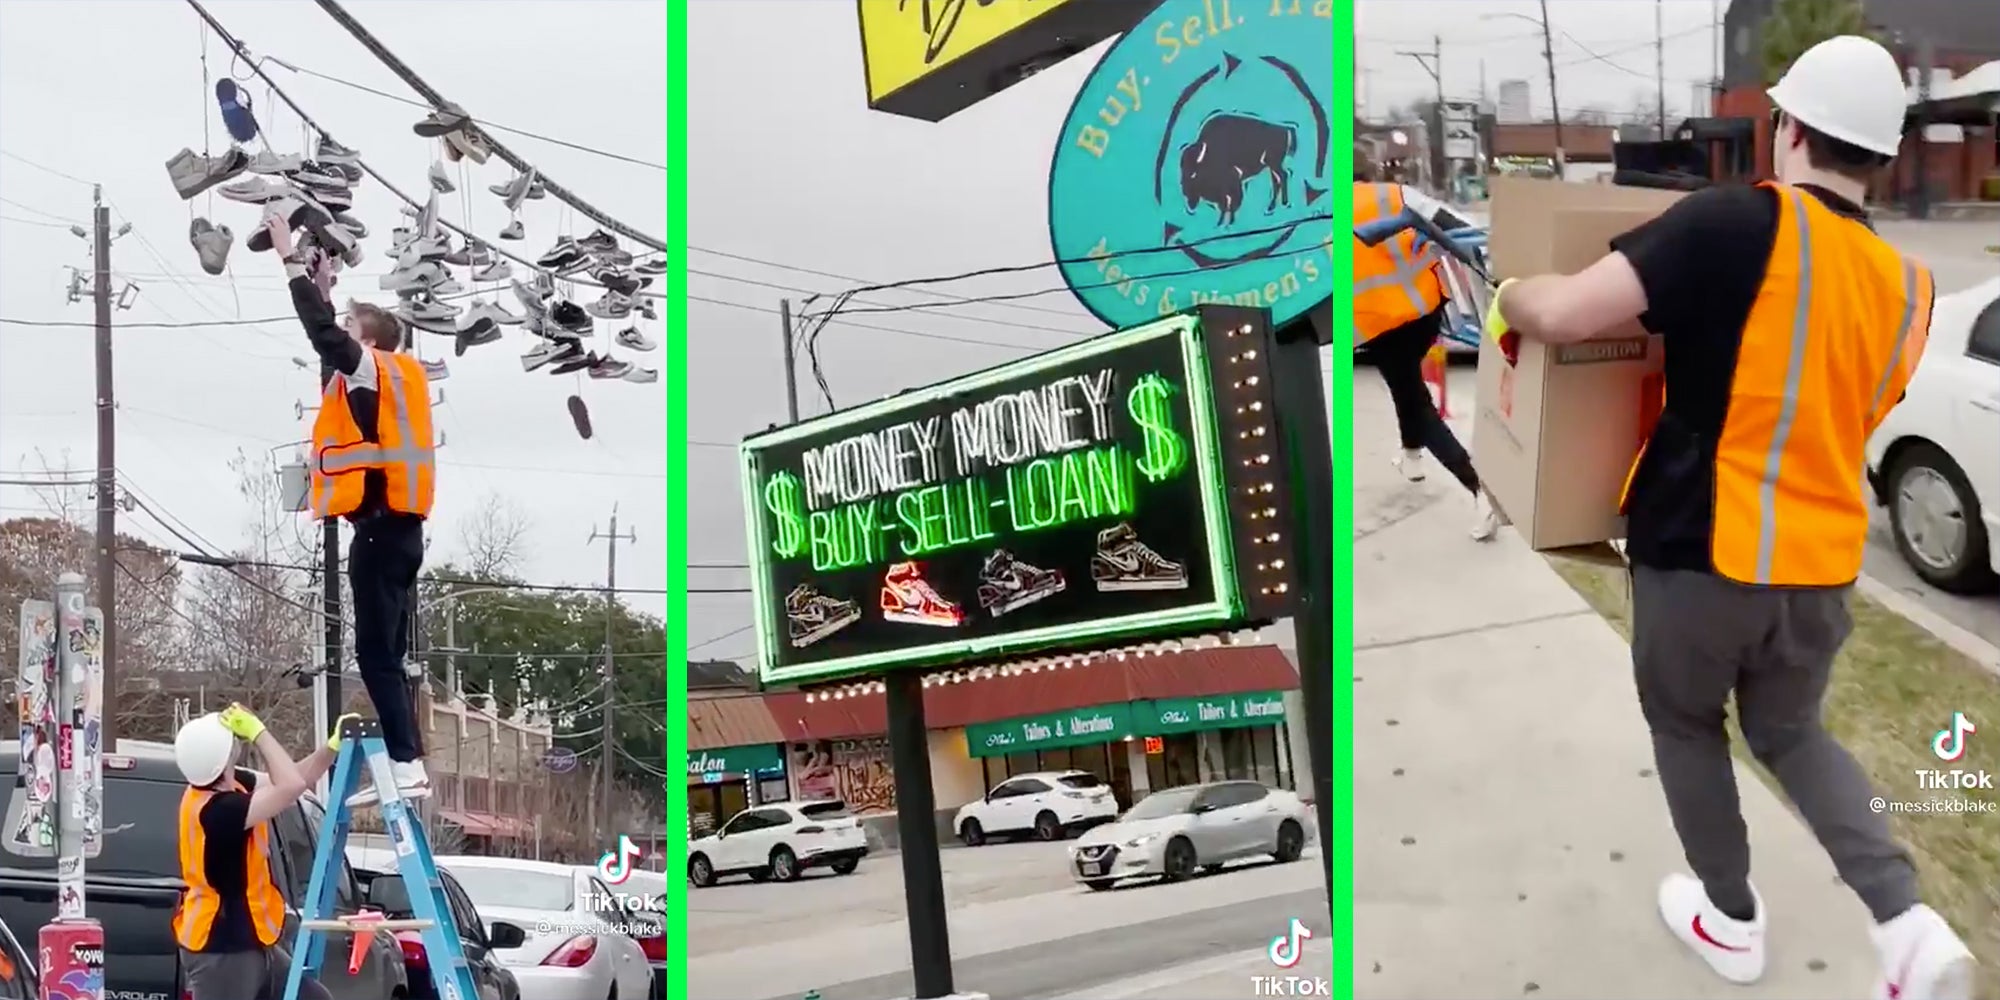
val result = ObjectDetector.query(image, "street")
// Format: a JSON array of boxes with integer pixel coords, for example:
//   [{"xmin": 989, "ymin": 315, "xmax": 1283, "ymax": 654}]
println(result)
[{"xmin": 687, "ymin": 841, "xmax": 1329, "ymax": 1000}]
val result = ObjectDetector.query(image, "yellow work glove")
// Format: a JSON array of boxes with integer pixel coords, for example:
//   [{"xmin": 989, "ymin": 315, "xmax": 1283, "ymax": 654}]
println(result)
[
  {"xmin": 1482, "ymin": 278, "xmax": 1519, "ymax": 345},
  {"xmin": 327, "ymin": 713, "xmax": 363, "ymax": 753},
  {"xmin": 218, "ymin": 703, "xmax": 266, "ymax": 742}
]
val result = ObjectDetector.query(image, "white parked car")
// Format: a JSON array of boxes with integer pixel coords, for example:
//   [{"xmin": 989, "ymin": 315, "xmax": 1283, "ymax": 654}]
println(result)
[
  {"xmin": 954, "ymin": 770, "xmax": 1119, "ymax": 845},
  {"xmin": 686, "ymin": 800, "xmax": 868, "ymax": 886},
  {"xmin": 431, "ymin": 855, "xmax": 655, "ymax": 1000},
  {"xmin": 1068, "ymin": 781, "xmax": 1309, "ymax": 891},
  {"xmin": 1866, "ymin": 275, "xmax": 2000, "ymax": 594}
]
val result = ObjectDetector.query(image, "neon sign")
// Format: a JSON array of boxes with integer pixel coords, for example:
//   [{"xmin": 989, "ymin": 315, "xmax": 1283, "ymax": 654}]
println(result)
[{"xmin": 740, "ymin": 314, "xmax": 1245, "ymax": 684}]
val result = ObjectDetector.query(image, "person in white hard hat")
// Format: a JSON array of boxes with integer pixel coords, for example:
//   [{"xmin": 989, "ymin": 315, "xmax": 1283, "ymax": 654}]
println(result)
[
  {"xmin": 171, "ymin": 705, "xmax": 350, "ymax": 1000},
  {"xmin": 1483, "ymin": 35, "xmax": 1977, "ymax": 999}
]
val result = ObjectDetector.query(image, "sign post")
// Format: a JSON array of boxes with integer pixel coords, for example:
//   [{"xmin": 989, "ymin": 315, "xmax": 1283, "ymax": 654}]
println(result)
[{"xmin": 14, "ymin": 574, "xmax": 107, "ymax": 1000}]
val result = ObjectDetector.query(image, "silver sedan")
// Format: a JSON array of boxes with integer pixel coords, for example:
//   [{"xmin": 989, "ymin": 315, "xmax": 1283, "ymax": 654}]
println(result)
[{"xmin": 1067, "ymin": 781, "xmax": 1310, "ymax": 890}]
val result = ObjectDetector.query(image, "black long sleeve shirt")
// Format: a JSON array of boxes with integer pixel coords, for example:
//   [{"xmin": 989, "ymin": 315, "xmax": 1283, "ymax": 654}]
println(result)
[{"xmin": 291, "ymin": 276, "xmax": 393, "ymax": 519}]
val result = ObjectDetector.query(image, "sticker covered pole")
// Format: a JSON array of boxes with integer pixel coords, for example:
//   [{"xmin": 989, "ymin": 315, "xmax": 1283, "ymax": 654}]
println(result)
[{"xmin": 43, "ymin": 572, "xmax": 106, "ymax": 1000}]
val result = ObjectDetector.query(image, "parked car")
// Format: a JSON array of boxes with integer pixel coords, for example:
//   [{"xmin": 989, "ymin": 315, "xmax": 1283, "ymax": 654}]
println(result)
[
  {"xmin": 1067, "ymin": 781, "xmax": 1309, "ymax": 891},
  {"xmin": 954, "ymin": 771, "xmax": 1119, "ymax": 846},
  {"xmin": 612, "ymin": 869, "xmax": 667, "ymax": 997},
  {"xmin": 430, "ymin": 855, "xmax": 654, "ymax": 1000},
  {"xmin": 687, "ymin": 800, "xmax": 867, "ymax": 886},
  {"xmin": 0, "ymin": 741, "xmax": 404, "ymax": 1000},
  {"xmin": 353, "ymin": 866, "xmax": 522, "ymax": 1000},
  {"xmin": 0, "ymin": 916, "xmax": 36, "ymax": 998},
  {"xmin": 1866, "ymin": 275, "xmax": 2000, "ymax": 593}
]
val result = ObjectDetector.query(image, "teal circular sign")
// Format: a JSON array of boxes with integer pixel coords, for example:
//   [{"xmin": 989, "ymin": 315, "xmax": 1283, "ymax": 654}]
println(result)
[{"xmin": 1048, "ymin": 0, "xmax": 1334, "ymax": 331}]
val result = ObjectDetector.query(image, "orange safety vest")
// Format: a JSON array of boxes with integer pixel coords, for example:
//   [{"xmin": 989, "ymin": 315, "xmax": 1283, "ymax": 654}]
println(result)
[
  {"xmin": 309, "ymin": 349, "xmax": 436, "ymax": 519},
  {"xmin": 1620, "ymin": 182, "xmax": 1934, "ymax": 587},
  {"xmin": 172, "ymin": 784, "xmax": 285, "ymax": 950},
  {"xmin": 1353, "ymin": 182, "xmax": 1445, "ymax": 345}
]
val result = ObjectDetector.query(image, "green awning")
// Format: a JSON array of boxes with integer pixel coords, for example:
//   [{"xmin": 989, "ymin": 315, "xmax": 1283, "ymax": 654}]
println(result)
[
  {"xmin": 966, "ymin": 703, "xmax": 1134, "ymax": 758},
  {"xmin": 1132, "ymin": 691, "xmax": 1289, "ymax": 735}
]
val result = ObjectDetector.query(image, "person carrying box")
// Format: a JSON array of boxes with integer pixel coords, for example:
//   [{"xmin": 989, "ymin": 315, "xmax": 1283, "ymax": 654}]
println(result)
[{"xmin": 1483, "ymin": 35, "xmax": 1974, "ymax": 1000}]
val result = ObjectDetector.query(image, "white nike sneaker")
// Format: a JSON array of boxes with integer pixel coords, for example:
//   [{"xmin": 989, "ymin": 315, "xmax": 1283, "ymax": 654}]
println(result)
[
  {"xmin": 1657, "ymin": 873, "xmax": 1766, "ymax": 984},
  {"xmin": 1469, "ymin": 489, "xmax": 1500, "ymax": 542},
  {"xmin": 1872, "ymin": 904, "xmax": 1975, "ymax": 1000},
  {"xmin": 344, "ymin": 759, "xmax": 434, "ymax": 808},
  {"xmin": 1393, "ymin": 449, "xmax": 1426, "ymax": 482}
]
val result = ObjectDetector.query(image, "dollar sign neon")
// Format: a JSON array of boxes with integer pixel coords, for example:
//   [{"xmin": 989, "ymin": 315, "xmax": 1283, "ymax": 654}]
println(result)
[
  {"xmin": 763, "ymin": 472, "xmax": 806, "ymax": 558},
  {"xmin": 1128, "ymin": 374, "xmax": 1187, "ymax": 483}
]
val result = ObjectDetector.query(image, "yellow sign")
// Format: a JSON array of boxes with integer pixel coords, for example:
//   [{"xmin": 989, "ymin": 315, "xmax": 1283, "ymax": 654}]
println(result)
[{"xmin": 859, "ymin": 0, "xmax": 1077, "ymax": 107}]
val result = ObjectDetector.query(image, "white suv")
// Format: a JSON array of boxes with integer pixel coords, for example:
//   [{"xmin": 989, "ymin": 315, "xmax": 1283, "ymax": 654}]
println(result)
[
  {"xmin": 1866, "ymin": 276, "xmax": 2000, "ymax": 594},
  {"xmin": 954, "ymin": 770, "xmax": 1119, "ymax": 846},
  {"xmin": 686, "ymin": 800, "xmax": 868, "ymax": 887}
]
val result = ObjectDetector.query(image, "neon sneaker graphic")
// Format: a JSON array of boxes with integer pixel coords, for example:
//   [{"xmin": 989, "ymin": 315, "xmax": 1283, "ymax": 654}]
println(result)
[
  {"xmin": 976, "ymin": 550, "xmax": 1066, "ymax": 617},
  {"xmin": 880, "ymin": 561, "xmax": 966, "ymax": 627},
  {"xmin": 1092, "ymin": 523, "xmax": 1188, "ymax": 592},
  {"xmin": 786, "ymin": 584, "xmax": 860, "ymax": 648}
]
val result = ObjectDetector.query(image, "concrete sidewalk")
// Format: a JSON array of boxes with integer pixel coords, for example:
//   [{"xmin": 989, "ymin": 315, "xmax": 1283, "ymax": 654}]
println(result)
[
  {"xmin": 1351, "ymin": 373, "xmax": 1881, "ymax": 999},
  {"xmin": 1050, "ymin": 935, "xmax": 1334, "ymax": 1000}
]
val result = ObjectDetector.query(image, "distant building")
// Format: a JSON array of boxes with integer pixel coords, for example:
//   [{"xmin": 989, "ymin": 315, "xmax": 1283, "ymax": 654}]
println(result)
[{"xmin": 1497, "ymin": 80, "xmax": 1532, "ymax": 124}]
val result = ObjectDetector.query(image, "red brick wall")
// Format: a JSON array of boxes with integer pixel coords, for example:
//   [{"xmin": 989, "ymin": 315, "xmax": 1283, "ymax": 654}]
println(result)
[{"xmin": 1718, "ymin": 83, "xmax": 1996, "ymax": 202}]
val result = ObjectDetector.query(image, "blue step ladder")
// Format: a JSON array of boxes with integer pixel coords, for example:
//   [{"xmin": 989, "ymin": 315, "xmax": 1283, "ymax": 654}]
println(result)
[{"xmin": 282, "ymin": 718, "xmax": 480, "ymax": 1000}]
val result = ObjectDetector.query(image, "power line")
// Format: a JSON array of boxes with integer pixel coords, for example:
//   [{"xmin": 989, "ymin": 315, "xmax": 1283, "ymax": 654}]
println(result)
[
  {"xmin": 0, "ymin": 196, "xmax": 82, "ymax": 225},
  {"xmin": 178, "ymin": 551, "xmax": 673, "ymax": 596},
  {"xmin": 688, "ymin": 245, "xmax": 1089, "ymax": 318},
  {"xmin": 690, "ymin": 268, "xmax": 1092, "ymax": 337},
  {"xmin": 266, "ymin": 57, "xmax": 666, "ymax": 172},
  {"xmin": 686, "ymin": 622, "xmax": 753, "ymax": 655},
  {"xmin": 690, "ymin": 295, "xmax": 1040, "ymax": 353},
  {"xmin": 300, "ymin": 0, "xmax": 665, "ymax": 251},
  {"xmin": 0, "ymin": 149, "xmax": 95, "ymax": 187}
]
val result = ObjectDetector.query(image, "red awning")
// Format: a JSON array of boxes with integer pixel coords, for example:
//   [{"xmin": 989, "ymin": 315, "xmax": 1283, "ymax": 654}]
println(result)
[
  {"xmin": 438, "ymin": 809, "xmax": 495, "ymax": 836},
  {"xmin": 764, "ymin": 644, "xmax": 1298, "ymax": 742},
  {"xmin": 467, "ymin": 812, "xmax": 533, "ymax": 839}
]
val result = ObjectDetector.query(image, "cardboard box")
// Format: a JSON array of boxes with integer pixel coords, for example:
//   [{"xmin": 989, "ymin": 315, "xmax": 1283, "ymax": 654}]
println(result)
[{"xmin": 1473, "ymin": 178, "xmax": 1682, "ymax": 550}]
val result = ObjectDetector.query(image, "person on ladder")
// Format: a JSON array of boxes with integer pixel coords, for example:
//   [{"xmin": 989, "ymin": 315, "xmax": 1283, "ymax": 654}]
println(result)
[
  {"xmin": 267, "ymin": 214, "xmax": 437, "ymax": 804},
  {"xmin": 172, "ymin": 706, "xmax": 348, "ymax": 1000},
  {"xmin": 1352, "ymin": 153, "xmax": 1500, "ymax": 541}
]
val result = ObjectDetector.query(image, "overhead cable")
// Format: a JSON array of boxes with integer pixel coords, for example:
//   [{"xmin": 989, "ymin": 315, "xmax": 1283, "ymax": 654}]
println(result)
[{"xmin": 305, "ymin": 0, "xmax": 665, "ymax": 250}]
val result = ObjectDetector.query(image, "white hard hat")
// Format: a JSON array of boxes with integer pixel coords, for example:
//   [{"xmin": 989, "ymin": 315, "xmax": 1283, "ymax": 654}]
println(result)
[
  {"xmin": 174, "ymin": 713, "xmax": 238, "ymax": 787},
  {"xmin": 1767, "ymin": 35, "xmax": 1908, "ymax": 157}
]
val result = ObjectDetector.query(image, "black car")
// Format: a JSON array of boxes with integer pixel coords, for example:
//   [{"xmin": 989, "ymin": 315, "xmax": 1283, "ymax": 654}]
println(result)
[
  {"xmin": 354, "ymin": 866, "xmax": 522, "ymax": 1000},
  {"xmin": 0, "ymin": 741, "xmax": 405, "ymax": 1000}
]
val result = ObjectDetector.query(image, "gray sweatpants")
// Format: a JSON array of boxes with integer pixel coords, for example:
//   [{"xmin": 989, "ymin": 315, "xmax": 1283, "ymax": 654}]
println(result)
[
  {"xmin": 1629, "ymin": 566, "xmax": 1918, "ymax": 924},
  {"xmin": 182, "ymin": 944, "xmax": 332, "ymax": 1000}
]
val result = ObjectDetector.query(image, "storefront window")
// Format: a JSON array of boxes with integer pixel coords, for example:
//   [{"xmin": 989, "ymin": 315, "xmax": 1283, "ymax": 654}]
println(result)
[
  {"xmin": 1148, "ymin": 734, "xmax": 1201, "ymax": 791},
  {"xmin": 1038, "ymin": 746, "xmax": 1072, "ymax": 772},
  {"xmin": 1216, "ymin": 726, "xmax": 1288, "ymax": 786}
]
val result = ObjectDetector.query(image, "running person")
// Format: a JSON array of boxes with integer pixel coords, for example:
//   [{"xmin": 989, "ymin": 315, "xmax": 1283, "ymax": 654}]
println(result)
[
  {"xmin": 1486, "ymin": 36, "xmax": 1975, "ymax": 998},
  {"xmin": 1353, "ymin": 159, "xmax": 1499, "ymax": 540}
]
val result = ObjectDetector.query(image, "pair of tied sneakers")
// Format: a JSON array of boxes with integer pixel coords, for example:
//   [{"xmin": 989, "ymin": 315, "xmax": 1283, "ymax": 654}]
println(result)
[
  {"xmin": 1661, "ymin": 875, "xmax": 1976, "ymax": 999},
  {"xmin": 489, "ymin": 167, "xmax": 542, "ymax": 212},
  {"xmin": 187, "ymin": 219, "xmax": 234, "ymax": 276},
  {"xmin": 165, "ymin": 145, "xmax": 250, "ymax": 200}
]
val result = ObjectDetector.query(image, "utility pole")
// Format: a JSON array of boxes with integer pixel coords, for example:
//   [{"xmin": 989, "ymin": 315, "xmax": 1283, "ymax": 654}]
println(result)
[
  {"xmin": 778, "ymin": 299, "xmax": 801, "ymax": 423},
  {"xmin": 89, "ymin": 187, "xmax": 119, "ymax": 753},
  {"xmin": 1396, "ymin": 36, "xmax": 1445, "ymax": 189},
  {"xmin": 1655, "ymin": 0, "xmax": 1669, "ymax": 139},
  {"xmin": 1537, "ymin": 0, "xmax": 1566, "ymax": 177},
  {"xmin": 589, "ymin": 510, "xmax": 636, "ymax": 844}
]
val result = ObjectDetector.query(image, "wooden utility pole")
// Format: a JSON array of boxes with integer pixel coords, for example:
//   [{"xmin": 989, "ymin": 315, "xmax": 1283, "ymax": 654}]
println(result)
[
  {"xmin": 1655, "ymin": 0, "xmax": 1669, "ymax": 139},
  {"xmin": 1538, "ymin": 0, "xmax": 1566, "ymax": 175},
  {"xmin": 589, "ymin": 510, "xmax": 636, "ymax": 843},
  {"xmin": 90, "ymin": 186, "xmax": 119, "ymax": 752}
]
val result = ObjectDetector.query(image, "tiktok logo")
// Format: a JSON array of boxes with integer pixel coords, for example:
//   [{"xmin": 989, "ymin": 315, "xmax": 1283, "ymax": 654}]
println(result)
[
  {"xmin": 1933, "ymin": 712, "xmax": 1976, "ymax": 762},
  {"xmin": 597, "ymin": 834, "xmax": 640, "ymax": 886},
  {"xmin": 1268, "ymin": 917, "xmax": 1311, "ymax": 968}
]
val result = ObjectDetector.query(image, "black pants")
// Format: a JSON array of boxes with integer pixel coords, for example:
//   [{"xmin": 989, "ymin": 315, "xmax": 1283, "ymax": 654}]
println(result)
[
  {"xmin": 1359, "ymin": 309, "xmax": 1479, "ymax": 494},
  {"xmin": 347, "ymin": 513, "xmax": 425, "ymax": 763}
]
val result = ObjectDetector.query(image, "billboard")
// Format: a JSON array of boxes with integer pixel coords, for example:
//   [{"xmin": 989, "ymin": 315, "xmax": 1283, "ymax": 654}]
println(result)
[
  {"xmin": 1047, "ymin": 0, "xmax": 1334, "ymax": 331},
  {"xmin": 741, "ymin": 309, "xmax": 1295, "ymax": 684},
  {"xmin": 857, "ymin": 0, "xmax": 1156, "ymax": 121}
]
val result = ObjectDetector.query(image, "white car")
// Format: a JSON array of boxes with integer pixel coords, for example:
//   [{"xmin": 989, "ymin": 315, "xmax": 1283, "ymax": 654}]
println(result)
[
  {"xmin": 432, "ymin": 855, "xmax": 654, "ymax": 1000},
  {"xmin": 953, "ymin": 770, "xmax": 1119, "ymax": 846},
  {"xmin": 1866, "ymin": 276, "xmax": 2000, "ymax": 594},
  {"xmin": 686, "ymin": 799, "xmax": 868, "ymax": 886},
  {"xmin": 1068, "ymin": 781, "xmax": 1309, "ymax": 890}
]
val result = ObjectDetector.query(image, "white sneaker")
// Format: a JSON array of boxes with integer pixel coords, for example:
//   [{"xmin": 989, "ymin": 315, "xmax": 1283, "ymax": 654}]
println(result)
[
  {"xmin": 1872, "ymin": 904, "xmax": 1976, "ymax": 1000},
  {"xmin": 345, "ymin": 760, "xmax": 432, "ymax": 808},
  {"xmin": 188, "ymin": 218, "xmax": 233, "ymax": 276},
  {"xmin": 498, "ymin": 219, "xmax": 525, "ymax": 241},
  {"xmin": 1657, "ymin": 873, "xmax": 1766, "ymax": 984},
  {"xmin": 473, "ymin": 260, "xmax": 513, "ymax": 282},
  {"xmin": 1470, "ymin": 489, "xmax": 1500, "ymax": 542},
  {"xmin": 429, "ymin": 160, "xmax": 455, "ymax": 194},
  {"xmin": 1393, "ymin": 449, "xmax": 1426, "ymax": 482}
]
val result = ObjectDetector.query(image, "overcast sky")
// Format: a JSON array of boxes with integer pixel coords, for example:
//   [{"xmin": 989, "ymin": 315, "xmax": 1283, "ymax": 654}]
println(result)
[
  {"xmin": 0, "ymin": 1, "xmax": 666, "ymax": 617},
  {"xmin": 686, "ymin": 0, "xmax": 1131, "ymax": 662},
  {"xmin": 1358, "ymin": 0, "xmax": 1732, "ymax": 122}
]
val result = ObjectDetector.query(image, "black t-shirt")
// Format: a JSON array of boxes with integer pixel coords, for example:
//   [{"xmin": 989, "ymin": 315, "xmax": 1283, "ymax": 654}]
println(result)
[
  {"xmin": 190, "ymin": 772, "xmax": 262, "ymax": 953},
  {"xmin": 1607, "ymin": 182, "xmax": 1873, "ymax": 575}
]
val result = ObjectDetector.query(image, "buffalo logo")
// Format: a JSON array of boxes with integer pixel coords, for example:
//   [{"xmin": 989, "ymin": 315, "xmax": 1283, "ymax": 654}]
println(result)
[{"xmin": 1049, "ymin": 0, "xmax": 1333, "ymax": 330}]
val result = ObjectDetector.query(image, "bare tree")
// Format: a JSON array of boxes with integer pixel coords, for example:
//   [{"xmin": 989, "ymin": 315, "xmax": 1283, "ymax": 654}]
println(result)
[{"xmin": 454, "ymin": 493, "xmax": 531, "ymax": 580}]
